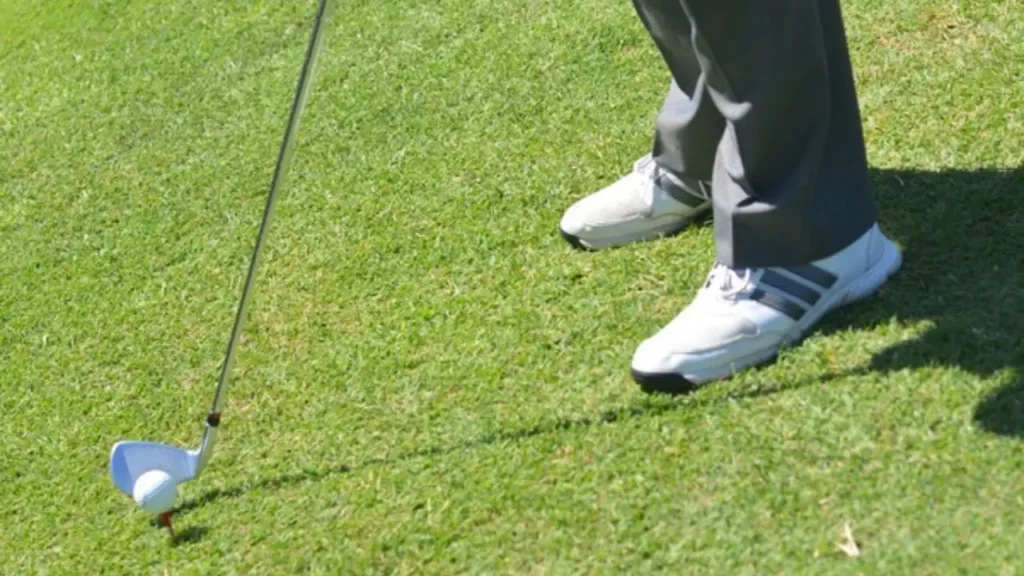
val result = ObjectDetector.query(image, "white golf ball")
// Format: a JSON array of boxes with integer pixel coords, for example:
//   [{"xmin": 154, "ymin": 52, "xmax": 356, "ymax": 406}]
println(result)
[{"xmin": 132, "ymin": 470, "xmax": 177, "ymax": 515}]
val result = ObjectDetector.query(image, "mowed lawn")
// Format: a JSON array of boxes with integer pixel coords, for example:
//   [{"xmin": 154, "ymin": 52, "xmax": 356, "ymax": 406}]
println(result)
[{"xmin": 2, "ymin": 0, "xmax": 1023, "ymax": 573}]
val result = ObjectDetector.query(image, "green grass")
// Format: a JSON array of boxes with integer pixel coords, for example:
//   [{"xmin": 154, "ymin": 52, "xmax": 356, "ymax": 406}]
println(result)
[{"xmin": 2, "ymin": 0, "xmax": 1023, "ymax": 572}]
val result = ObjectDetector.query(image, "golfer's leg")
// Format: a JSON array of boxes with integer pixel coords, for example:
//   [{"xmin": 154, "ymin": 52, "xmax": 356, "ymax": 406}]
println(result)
[
  {"xmin": 633, "ymin": 0, "xmax": 724, "ymax": 186},
  {"xmin": 630, "ymin": 0, "xmax": 901, "ymax": 392},
  {"xmin": 557, "ymin": 0, "xmax": 722, "ymax": 250},
  {"xmin": 685, "ymin": 0, "xmax": 877, "ymax": 268}
]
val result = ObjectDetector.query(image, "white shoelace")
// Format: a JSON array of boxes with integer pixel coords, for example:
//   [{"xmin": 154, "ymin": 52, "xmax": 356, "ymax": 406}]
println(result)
[{"xmin": 706, "ymin": 263, "xmax": 755, "ymax": 300}]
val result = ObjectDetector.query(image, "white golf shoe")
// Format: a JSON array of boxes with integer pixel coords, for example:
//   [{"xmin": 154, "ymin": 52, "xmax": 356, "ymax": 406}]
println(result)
[
  {"xmin": 631, "ymin": 223, "xmax": 903, "ymax": 392},
  {"xmin": 559, "ymin": 155, "xmax": 711, "ymax": 250}
]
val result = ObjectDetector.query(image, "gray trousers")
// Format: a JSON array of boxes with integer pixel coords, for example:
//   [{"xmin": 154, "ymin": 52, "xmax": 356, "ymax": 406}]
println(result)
[{"xmin": 633, "ymin": 0, "xmax": 877, "ymax": 267}]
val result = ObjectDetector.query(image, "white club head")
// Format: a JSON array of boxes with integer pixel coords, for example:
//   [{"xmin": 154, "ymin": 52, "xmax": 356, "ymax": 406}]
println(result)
[{"xmin": 109, "ymin": 441, "xmax": 200, "ymax": 496}]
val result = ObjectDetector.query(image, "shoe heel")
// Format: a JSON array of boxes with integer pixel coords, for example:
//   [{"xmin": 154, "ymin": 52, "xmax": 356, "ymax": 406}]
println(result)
[{"xmin": 841, "ymin": 237, "xmax": 903, "ymax": 306}]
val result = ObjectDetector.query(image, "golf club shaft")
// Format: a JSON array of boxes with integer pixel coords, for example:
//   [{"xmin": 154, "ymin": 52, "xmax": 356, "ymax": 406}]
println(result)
[{"xmin": 196, "ymin": 0, "xmax": 334, "ymax": 473}]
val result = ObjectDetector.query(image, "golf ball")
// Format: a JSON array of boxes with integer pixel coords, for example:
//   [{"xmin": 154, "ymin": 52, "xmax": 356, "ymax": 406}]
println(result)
[{"xmin": 132, "ymin": 470, "xmax": 177, "ymax": 514}]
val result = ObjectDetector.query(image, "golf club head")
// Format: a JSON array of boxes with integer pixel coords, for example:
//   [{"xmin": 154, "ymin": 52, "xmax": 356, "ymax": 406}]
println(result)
[{"xmin": 109, "ymin": 441, "xmax": 199, "ymax": 496}]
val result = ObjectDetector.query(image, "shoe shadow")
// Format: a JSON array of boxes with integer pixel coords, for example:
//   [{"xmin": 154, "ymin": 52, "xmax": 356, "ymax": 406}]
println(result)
[
  {"xmin": 817, "ymin": 167, "xmax": 1024, "ymax": 436},
  {"xmin": 175, "ymin": 166, "xmax": 1024, "ymax": 514}
]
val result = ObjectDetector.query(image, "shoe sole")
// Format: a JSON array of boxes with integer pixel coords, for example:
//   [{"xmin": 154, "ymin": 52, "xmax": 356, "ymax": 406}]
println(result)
[
  {"xmin": 632, "ymin": 237, "xmax": 904, "ymax": 394},
  {"xmin": 560, "ymin": 207, "xmax": 711, "ymax": 251}
]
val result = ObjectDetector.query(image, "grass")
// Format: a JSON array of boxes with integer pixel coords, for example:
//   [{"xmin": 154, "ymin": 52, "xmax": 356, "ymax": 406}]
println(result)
[{"xmin": 1, "ymin": 0, "xmax": 1022, "ymax": 573}]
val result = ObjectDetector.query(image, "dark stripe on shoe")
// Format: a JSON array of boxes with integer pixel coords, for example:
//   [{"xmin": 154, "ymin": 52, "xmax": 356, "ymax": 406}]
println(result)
[
  {"xmin": 750, "ymin": 288, "xmax": 806, "ymax": 320},
  {"xmin": 785, "ymin": 264, "xmax": 837, "ymax": 289},
  {"xmin": 657, "ymin": 174, "xmax": 709, "ymax": 208},
  {"xmin": 695, "ymin": 180, "xmax": 712, "ymax": 200},
  {"xmin": 760, "ymin": 269, "xmax": 821, "ymax": 305},
  {"xmin": 676, "ymin": 190, "xmax": 708, "ymax": 209}
]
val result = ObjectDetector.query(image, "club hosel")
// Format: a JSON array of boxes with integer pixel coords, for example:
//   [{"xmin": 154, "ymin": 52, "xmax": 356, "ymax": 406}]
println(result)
[{"xmin": 195, "ymin": 421, "xmax": 220, "ymax": 475}]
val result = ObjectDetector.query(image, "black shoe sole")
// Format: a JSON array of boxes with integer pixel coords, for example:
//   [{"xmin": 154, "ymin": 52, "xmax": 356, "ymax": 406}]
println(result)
[
  {"xmin": 632, "ymin": 351, "xmax": 783, "ymax": 396},
  {"xmin": 559, "ymin": 227, "xmax": 685, "ymax": 252},
  {"xmin": 558, "ymin": 209, "xmax": 712, "ymax": 252},
  {"xmin": 630, "ymin": 369, "xmax": 698, "ymax": 396},
  {"xmin": 559, "ymin": 228, "xmax": 595, "ymax": 251}
]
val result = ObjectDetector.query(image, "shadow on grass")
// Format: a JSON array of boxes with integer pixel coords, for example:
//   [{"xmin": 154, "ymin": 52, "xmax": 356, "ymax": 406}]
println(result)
[
  {"xmin": 818, "ymin": 167, "xmax": 1024, "ymax": 437},
  {"xmin": 974, "ymin": 375, "xmax": 1024, "ymax": 437},
  {"xmin": 173, "ymin": 377, "xmax": 816, "ymax": 515},
  {"xmin": 175, "ymin": 166, "xmax": 1024, "ymax": 514},
  {"xmin": 170, "ymin": 525, "xmax": 209, "ymax": 546},
  {"xmin": 144, "ymin": 517, "xmax": 209, "ymax": 546}
]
